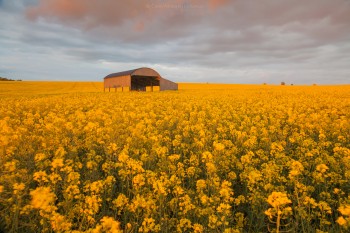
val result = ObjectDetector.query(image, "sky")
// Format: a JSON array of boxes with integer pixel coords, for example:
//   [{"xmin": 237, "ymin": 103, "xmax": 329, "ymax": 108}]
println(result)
[{"xmin": 0, "ymin": 0, "xmax": 349, "ymax": 84}]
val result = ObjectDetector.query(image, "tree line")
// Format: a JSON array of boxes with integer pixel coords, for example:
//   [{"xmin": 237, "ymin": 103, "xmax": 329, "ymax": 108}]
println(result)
[{"xmin": 0, "ymin": 76, "xmax": 22, "ymax": 81}]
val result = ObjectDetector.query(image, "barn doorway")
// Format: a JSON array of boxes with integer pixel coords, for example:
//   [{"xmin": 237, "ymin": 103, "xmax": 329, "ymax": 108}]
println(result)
[{"xmin": 131, "ymin": 75, "xmax": 160, "ymax": 91}]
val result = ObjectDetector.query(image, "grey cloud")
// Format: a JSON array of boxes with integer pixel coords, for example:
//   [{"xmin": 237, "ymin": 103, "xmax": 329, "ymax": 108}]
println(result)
[
  {"xmin": 1, "ymin": 0, "xmax": 350, "ymax": 83},
  {"xmin": 0, "ymin": 0, "xmax": 37, "ymax": 12}
]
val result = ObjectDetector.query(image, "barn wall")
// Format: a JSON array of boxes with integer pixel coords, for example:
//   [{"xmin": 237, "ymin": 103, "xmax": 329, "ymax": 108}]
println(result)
[
  {"xmin": 104, "ymin": 75, "xmax": 131, "ymax": 88},
  {"xmin": 160, "ymin": 78, "xmax": 178, "ymax": 91}
]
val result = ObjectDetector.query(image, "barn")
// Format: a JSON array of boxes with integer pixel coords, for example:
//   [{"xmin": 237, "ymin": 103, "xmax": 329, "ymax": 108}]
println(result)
[{"xmin": 104, "ymin": 67, "xmax": 178, "ymax": 91}]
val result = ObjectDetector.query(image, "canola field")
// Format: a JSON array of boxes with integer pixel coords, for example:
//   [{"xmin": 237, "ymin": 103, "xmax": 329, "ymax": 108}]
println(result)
[{"xmin": 0, "ymin": 82, "xmax": 350, "ymax": 233}]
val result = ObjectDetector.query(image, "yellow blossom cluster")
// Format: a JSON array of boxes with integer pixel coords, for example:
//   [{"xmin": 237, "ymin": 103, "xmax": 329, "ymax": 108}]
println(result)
[
  {"xmin": 0, "ymin": 82, "xmax": 349, "ymax": 232},
  {"xmin": 337, "ymin": 204, "xmax": 350, "ymax": 229}
]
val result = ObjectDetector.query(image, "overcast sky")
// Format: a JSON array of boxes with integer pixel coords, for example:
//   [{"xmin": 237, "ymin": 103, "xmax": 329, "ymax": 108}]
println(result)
[{"xmin": 0, "ymin": 0, "xmax": 349, "ymax": 84}]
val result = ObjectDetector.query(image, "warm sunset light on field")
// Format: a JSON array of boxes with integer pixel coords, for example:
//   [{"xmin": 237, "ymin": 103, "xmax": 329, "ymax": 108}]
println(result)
[
  {"xmin": 0, "ymin": 82, "xmax": 349, "ymax": 232},
  {"xmin": 1, "ymin": 0, "xmax": 350, "ymax": 232}
]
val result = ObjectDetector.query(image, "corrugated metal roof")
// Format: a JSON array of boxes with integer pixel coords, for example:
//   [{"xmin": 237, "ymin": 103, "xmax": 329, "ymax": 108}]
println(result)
[
  {"xmin": 104, "ymin": 67, "xmax": 163, "ymax": 79},
  {"xmin": 104, "ymin": 68, "xmax": 139, "ymax": 79}
]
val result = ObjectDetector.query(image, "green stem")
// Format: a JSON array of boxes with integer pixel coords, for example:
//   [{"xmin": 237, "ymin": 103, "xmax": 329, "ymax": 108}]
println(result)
[{"xmin": 276, "ymin": 206, "xmax": 280, "ymax": 233}]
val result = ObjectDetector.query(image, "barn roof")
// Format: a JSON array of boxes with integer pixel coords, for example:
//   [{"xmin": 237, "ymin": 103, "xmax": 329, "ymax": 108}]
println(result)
[
  {"xmin": 104, "ymin": 67, "xmax": 161, "ymax": 79},
  {"xmin": 104, "ymin": 69, "xmax": 138, "ymax": 79}
]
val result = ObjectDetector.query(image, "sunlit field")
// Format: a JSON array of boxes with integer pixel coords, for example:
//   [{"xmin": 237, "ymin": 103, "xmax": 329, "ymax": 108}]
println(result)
[
  {"xmin": 0, "ymin": 81, "xmax": 103, "ymax": 97},
  {"xmin": 0, "ymin": 81, "xmax": 350, "ymax": 232}
]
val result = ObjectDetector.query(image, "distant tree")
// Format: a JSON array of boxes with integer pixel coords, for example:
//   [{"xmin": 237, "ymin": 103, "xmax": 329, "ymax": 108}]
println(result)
[
  {"xmin": 0, "ymin": 76, "xmax": 15, "ymax": 81},
  {"xmin": 281, "ymin": 82, "xmax": 286, "ymax": 85}
]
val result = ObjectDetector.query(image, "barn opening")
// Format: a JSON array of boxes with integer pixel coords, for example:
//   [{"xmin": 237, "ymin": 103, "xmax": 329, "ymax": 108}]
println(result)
[{"xmin": 131, "ymin": 75, "xmax": 160, "ymax": 91}]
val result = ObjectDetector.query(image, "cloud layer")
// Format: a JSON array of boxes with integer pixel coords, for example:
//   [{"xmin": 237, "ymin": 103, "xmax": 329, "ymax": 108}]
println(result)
[{"xmin": 0, "ymin": 0, "xmax": 349, "ymax": 83}]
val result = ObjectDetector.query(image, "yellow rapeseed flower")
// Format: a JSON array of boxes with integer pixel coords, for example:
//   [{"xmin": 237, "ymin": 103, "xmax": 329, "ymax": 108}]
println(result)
[
  {"xmin": 213, "ymin": 142, "xmax": 225, "ymax": 151},
  {"xmin": 30, "ymin": 187, "xmax": 56, "ymax": 212},
  {"xmin": 113, "ymin": 194, "xmax": 129, "ymax": 210},
  {"xmin": 132, "ymin": 174, "xmax": 145, "ymax": 189},
  {"xmin": 196, "ymin": 180, "xmax": 206, "ymax": 191},
  {"xmin": 92, "ymin": 216, "xmax": 123, "ymax": 233},
  {"xmin": 51, "ymin": 158, "xmax": 64, "ymax": 169},
  {"xmin": 339, "ymin": 205, "xmax": 350, "ymax": 216},
  {"xmin": 267, "ymin": 192, "xmax": 292, "ymax": 208},
  {"xmin": 13, "ymin": 183, "xmax": 25, "ymax": 195},
  {"xmin": 336, "ymin": 216, "xmax": 347, "ymax": 226},
  {"xmin": 139, "ymin": 218, "xmax": 160, "ymax": 233},
  {"xmin": 50, "ymin": 213, "xmax": 72, "ymax": 231},
  {"xmin": 316, "ymin": 164, "xmax": 329, "ymax": 173},
  {"xmin": 34, "ymin": 153, "xmax": 47, "ymax": 162},
  {"xmin": 193, "ymin": 223, "xmax": 204, "ymax": 233},
  {"xmin": 33, "ymin": 171, "xmax": 49, "ymax": 183}
]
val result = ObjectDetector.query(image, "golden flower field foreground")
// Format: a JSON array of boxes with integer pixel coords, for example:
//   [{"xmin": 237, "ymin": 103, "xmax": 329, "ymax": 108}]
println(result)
[{"xmin": 0, "ymin": 82, "xmax": 350, "ymax": 232}]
